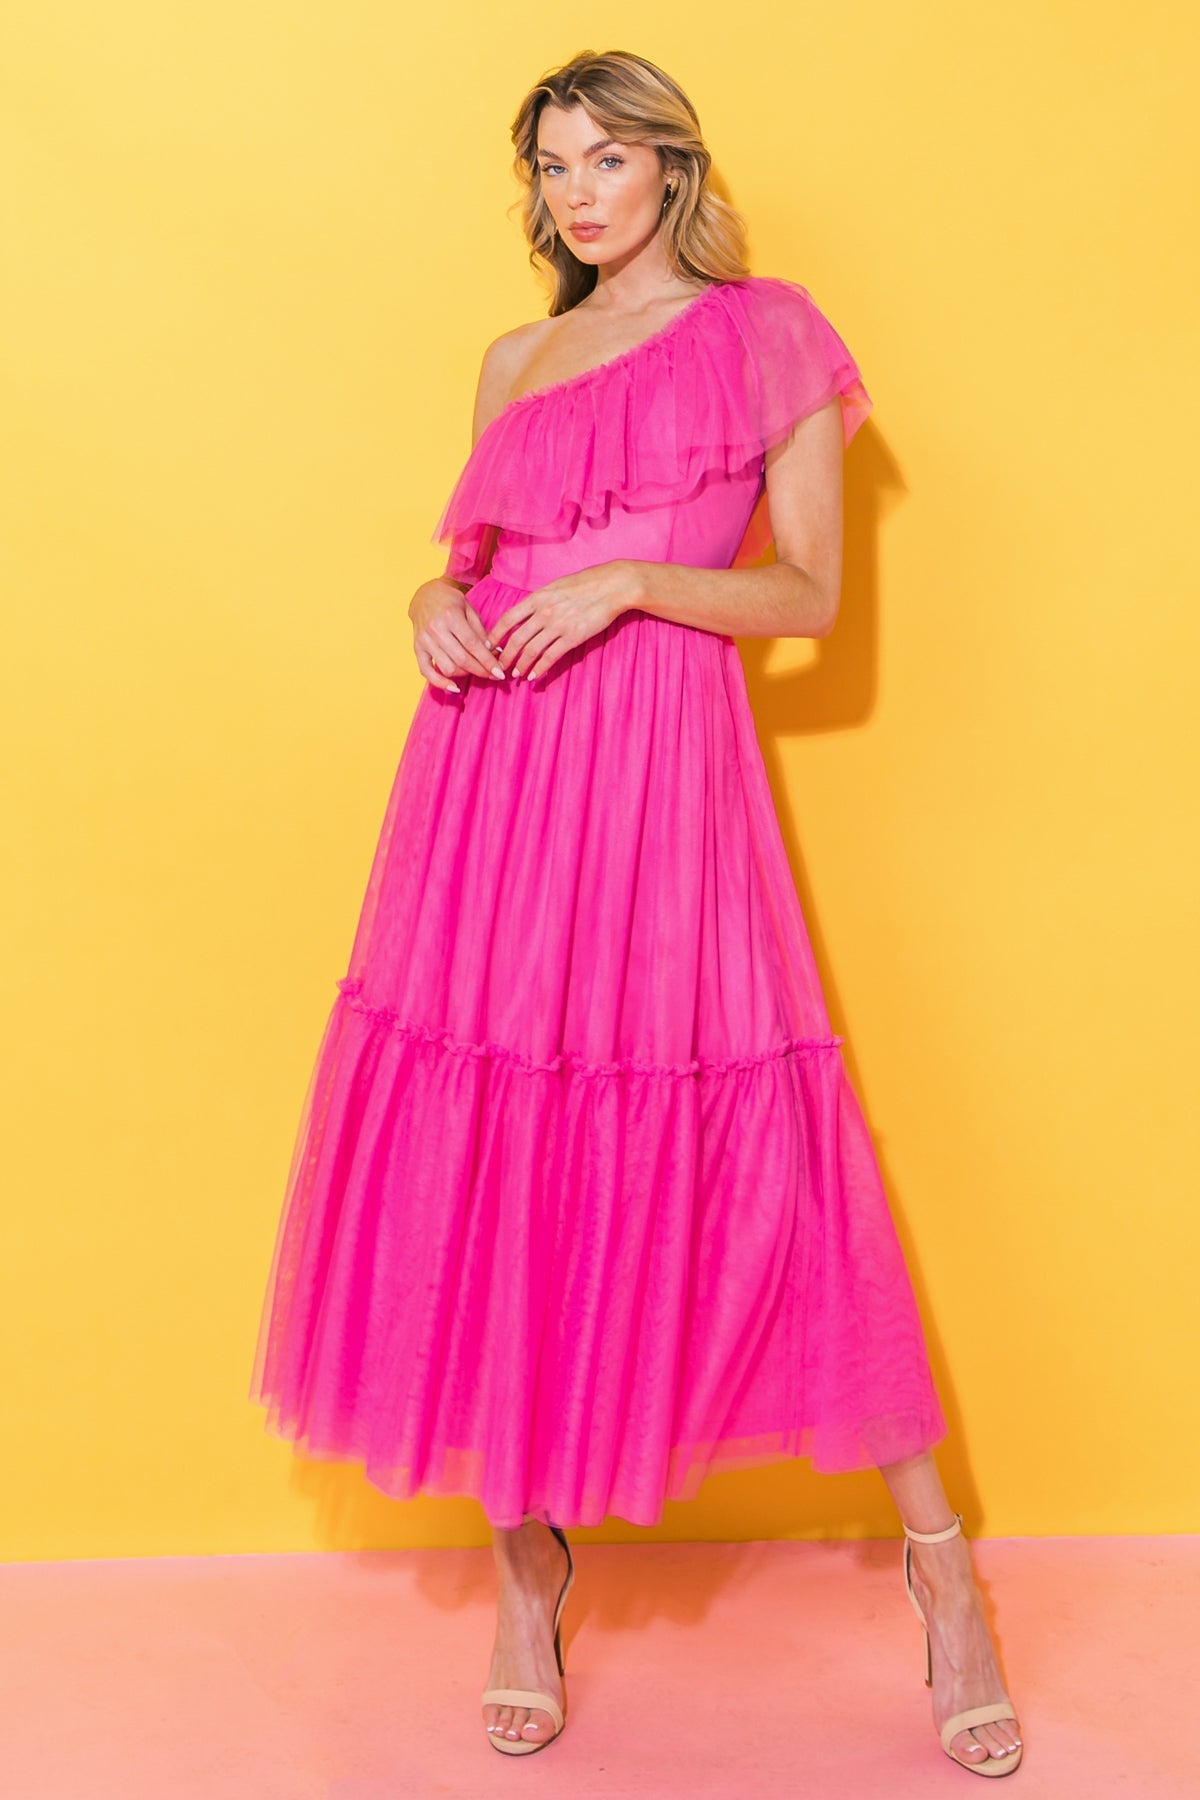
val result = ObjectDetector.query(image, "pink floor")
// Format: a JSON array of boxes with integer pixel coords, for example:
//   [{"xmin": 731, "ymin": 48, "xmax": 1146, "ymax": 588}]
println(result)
[{"xmin": 3, "ymin": 1536, "xmax": 1197, "ymax": 1798}]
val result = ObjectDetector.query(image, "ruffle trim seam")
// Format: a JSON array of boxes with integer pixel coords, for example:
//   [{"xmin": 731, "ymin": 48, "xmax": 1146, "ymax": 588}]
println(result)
[
  {"xmin": 335, "ymin": 978, "xmax": 843, "ymax": 1079},
  {"xmin": 495, "ymin": 278, "xmax": 728, "ymax": 417}
]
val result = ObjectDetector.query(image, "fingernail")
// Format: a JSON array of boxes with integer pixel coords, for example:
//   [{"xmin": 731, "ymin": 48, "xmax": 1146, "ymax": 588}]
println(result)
[
  {"xmin": 446, "ymin": 682, "xmax": 460, "ymax": 693},
  {"xmin": 491, "ymin": 666, "xmax": 505, "ymax": 679}
]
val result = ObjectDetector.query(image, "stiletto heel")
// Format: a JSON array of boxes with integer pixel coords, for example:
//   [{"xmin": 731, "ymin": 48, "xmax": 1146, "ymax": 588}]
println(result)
[
  {"xmin": 902, "ymin": 1512, "xmax": 1024, "ymax": 1778},
  {"xmin": 482, "ymin": 1522, "xmax": 575, "ymax": 1755}
]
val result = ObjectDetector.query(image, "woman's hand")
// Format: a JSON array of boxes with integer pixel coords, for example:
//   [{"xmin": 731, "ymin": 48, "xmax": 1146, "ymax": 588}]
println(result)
[
  {"xmin": 408, "ymin": 577, "xmax": 506, "ymax": 695},
  {"xmin": 490, "ymin": 561, "xmax": 644, "ymax": 683}
]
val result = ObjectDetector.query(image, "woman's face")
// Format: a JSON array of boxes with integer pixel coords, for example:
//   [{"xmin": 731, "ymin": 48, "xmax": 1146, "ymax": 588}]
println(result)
[{"xmin": 535, "ymin": 103, "xmax": 667, "ymax": 266}]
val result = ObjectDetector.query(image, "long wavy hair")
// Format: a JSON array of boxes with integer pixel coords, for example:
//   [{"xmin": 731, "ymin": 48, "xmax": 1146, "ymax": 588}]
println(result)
[{"xmin": 509, "ymin": 50, "xmax": 751, "ymax": 316}]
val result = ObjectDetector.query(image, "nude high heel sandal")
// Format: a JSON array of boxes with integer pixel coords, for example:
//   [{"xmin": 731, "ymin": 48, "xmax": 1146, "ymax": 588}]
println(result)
[
  {"xmin": 482, "ymin": 1523, "xmax": 575, "ymax": 1756},
  {"xmin": 902, "ymin": 1512, "xmax": 1024, "ymax": 1778}
]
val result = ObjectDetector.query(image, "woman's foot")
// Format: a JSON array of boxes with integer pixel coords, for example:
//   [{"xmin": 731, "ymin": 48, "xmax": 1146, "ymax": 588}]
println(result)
[
  {"xmin": 906, "ymin": 1530, "xmax": 1023, "ymax": 1771},
  {"xmin": 482, "ymin": 1517, "xmax": 569, "ymax": 1748}
]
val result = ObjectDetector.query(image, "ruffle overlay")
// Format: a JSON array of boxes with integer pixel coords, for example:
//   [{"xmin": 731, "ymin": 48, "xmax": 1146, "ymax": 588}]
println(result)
[
  {"xmin": 249, "ymin": 972, "xmax": 945, "ymax": 1530},
  {"xmin": 431, "ymin": 275, "xmax": 874, "ymax": 583}
]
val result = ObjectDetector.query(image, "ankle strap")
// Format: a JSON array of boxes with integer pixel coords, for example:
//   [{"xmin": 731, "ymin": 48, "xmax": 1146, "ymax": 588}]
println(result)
[{"xmin": 902, "ymin": 1510, "xmax": 963, "ymax": 1543}]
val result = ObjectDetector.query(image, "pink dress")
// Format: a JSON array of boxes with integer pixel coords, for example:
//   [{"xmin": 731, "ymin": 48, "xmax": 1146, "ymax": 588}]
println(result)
[{"xmin": 249, "ymin": 274, "xmax": 947, "ymax": 1529}]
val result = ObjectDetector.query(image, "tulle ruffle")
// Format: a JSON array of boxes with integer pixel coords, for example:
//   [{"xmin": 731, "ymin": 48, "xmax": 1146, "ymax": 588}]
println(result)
[
  {"xmin": 249, "ymin": 983, "xmax": 946, "ymax": 1530},
  {"xmin": 431, "ymin": 275, "xmax": 873, "ymax": 584}
]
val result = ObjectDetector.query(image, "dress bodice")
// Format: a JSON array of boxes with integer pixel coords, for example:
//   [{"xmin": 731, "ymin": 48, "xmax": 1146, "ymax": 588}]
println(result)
[
  {"xmin": 487, "ymin": 461, "xmax": 766, "ymax": 589},
  {"xmin": 431, "ymin": 275, "xmax": 872, "ymax": 594}
]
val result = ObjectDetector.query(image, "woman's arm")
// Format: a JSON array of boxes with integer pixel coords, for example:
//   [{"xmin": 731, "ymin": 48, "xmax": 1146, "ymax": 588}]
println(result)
[
  {"xmin": 407, "ymin": 335, "xmax": 530, "ymax": 691},
  {"xmin": 618, "ymin": 397, "xmax": 846, "ymax": 640}
]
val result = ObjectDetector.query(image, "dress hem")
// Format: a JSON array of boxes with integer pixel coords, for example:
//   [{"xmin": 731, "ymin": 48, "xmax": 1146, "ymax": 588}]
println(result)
[{"xmin": 249, "ymin": 1391, "xmax": 949, "ymax": 1532}]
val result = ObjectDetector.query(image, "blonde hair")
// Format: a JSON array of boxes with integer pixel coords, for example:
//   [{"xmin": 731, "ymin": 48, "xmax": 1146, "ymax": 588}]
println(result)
[{"xmin": 509, "ymin": 49, "xmax": 751, "ymax": 315}]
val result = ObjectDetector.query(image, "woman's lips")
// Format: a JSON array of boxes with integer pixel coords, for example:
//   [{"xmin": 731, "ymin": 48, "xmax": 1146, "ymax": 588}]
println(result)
[{"xmin": 569, "ymin": 223, "xmax": 606, "ymax": 238}]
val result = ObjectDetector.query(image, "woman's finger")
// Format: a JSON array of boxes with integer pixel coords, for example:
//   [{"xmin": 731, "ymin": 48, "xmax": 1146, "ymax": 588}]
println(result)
[
  {"xmin": 488, "ymin": 599, "xmax": 537, "ymax": 649},
  {"xmin": 419, "ymin": 628, "xmax": 471, "ymax": 683},
  {"xmin": 464, "ymin": 601, "xmax": 491, "ymax": 642},
  {"xmin": 416, "ymin": 645, "xmax": 460, "ymax": 693},
  {"xmin": 442, "ymin": 619, "xmax": 506, "ymax": 681},
  {"xmin": 511, "ymin": 627, "xmax": 559, "ymax": 680},
  {"xmin": 495, "ymin": 618, "xmax": 545, "ymax": 672}
]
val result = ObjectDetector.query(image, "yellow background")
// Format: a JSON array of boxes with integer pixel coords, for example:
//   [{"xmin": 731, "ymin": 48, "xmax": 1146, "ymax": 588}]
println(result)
[{"xmin": 3, "ymin": 3, "xmax": 1196, "ymax": 1559}]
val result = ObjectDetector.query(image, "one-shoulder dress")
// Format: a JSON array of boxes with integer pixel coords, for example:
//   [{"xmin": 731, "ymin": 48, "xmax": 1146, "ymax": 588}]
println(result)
[{"xmin": 249, "ymin": 274, "xmax": 947, "ymax": 1529}]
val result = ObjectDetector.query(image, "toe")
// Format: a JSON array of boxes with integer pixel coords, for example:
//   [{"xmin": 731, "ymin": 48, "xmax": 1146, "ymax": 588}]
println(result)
[
  {"xmin": 950, "ymin": 1729, "xmax": 990, "ymax": 1764},
  {"xmin": 521, "ymin": 1709, "xmax": 554, "ymax": 1741},
  {"xmin": 961, "ymin": 1723, "xmax": 1018, "ymax": 1764},
  {"xmin": 977, "ymin": 1728, "xmax": 1010, "ymax": 1761},
  {"xmin": 982, "ymin": 1718, "xmax": 1022, "ymax": 1758},
  {"xmin": 505, "ymin": 1705, "xmax": 530, "ymax": 1741}
]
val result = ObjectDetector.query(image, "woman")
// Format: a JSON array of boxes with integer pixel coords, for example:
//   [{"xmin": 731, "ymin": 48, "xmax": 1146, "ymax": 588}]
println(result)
[{"xmin": 249, "ymin": 49, "xmax": 1023, "ymax": 1778}]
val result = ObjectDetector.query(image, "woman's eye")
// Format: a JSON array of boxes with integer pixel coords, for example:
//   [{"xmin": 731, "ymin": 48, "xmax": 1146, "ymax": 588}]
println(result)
[{"xmin": 539, "ymin": 156, "xmax": 624, "ymax": 176}]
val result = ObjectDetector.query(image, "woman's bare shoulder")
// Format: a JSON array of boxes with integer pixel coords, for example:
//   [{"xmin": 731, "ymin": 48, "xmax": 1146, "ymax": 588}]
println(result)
[{"xmin": 470, "ymin": 315, "xmax": 556, "ymax": 441}]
